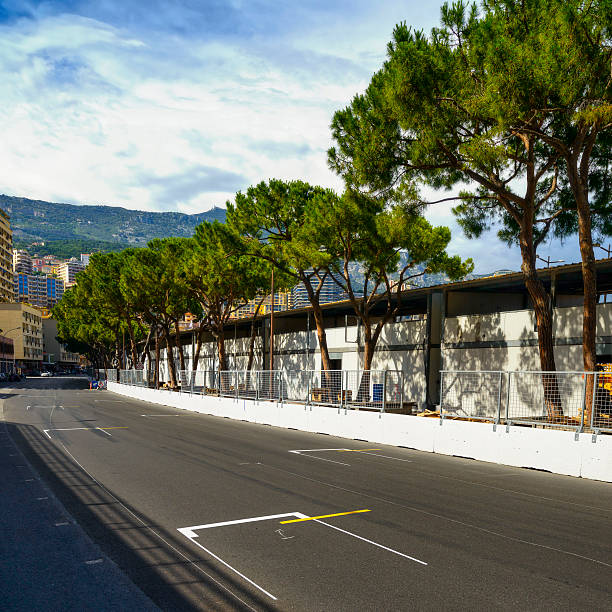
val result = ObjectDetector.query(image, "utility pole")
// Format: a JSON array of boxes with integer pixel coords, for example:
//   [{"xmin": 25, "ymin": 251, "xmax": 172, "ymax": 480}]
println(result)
[
  {"xmin": 269, "ymin": 268, "xmax": 275, "ymax": 372},
  {"xmin": 155, "ymin": 325, "xmax": 160, "ymax": 390}
]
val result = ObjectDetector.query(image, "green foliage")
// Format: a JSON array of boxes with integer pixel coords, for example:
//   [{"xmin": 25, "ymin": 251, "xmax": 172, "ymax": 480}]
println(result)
[
  {"xmin": 227, "ymin": 179, "xmax": 341, "ymax": 369},
  {"xmin": 183, "ymin": 222, "xmax": 276, "ymax": 369},
  {"xmin": 308, "ymin": 189, "xmax": 472, "ymax": 367},
  {"xmin": 14, "ymin": 239, "xmax": 127, "ymax": 259}
]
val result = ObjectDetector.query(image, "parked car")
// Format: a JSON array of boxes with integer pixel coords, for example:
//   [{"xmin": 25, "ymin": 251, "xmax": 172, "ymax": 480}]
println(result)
[{"xmin": 41, "ymin": 371, "xmax": 52, "ymax": 377}]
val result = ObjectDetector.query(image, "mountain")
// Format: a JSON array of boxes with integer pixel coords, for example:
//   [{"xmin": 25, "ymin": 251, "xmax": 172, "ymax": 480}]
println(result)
[{"xmin": 0, "ymin": 195, "xmax": 226, "ymax": 246}]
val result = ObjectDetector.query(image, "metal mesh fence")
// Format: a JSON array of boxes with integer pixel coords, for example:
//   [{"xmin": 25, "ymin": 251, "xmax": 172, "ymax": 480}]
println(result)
[
  {"xmin": 592, "ymin": 370, "xmax": 612, "ymax": 433},
  {"xmin": 172, "ymin": 369, "xmax": 403, "ymax": 411},
  {"xmin": 440, "ymin": 371, "xmax": 503, "ymax": 421},
  {"xmin": 116, "ymin": 367, "xmax": 611, "ymax": 433},
  {"xmin": 119, "ymin": 369, "xmax": 146, "ymax": 386},
  {"xmin": 440, "ymin": 370, "xmax": 612, "ymax": 432},
  {"xmin": 506, "ymin": 371, "xmax": 586, "ymax": 429}
]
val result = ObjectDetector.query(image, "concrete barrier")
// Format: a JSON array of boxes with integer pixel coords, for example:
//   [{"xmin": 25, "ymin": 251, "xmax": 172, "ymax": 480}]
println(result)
[{"xmin": 108, "ymin": 382, "xmax": 612, "ymax": 483}]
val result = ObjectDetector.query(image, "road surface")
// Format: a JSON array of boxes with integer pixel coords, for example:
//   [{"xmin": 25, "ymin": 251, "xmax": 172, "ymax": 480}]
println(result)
[{"xmin": 3, "ymin": 377, "xmax": 611, "ymax": 610}]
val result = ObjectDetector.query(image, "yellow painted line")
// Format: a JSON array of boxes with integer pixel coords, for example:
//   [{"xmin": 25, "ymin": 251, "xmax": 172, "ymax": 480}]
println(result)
[
  {"xmin": 99, "ymin": 427, "xmax": 128, "ymax": 430},
  {"xmin": 280, "ymin": 509, "xmax": 370, "ymax": 524},
  {"xmin": 337, "ymin": 448, "xmax": 381, "ymax": 452}
]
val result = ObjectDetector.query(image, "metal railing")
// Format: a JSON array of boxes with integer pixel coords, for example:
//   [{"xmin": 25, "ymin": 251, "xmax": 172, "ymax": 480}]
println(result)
[
  {"xmin": 112, "ymin": 367, "xmax": 612, "ymax": 433},
  {"xmin": 441, "ymin": 370, "xmax": 612, "ymax": 434},
  {"xmin": 174, "ymin": 369, "xmax": 405, "ymax": 413}
]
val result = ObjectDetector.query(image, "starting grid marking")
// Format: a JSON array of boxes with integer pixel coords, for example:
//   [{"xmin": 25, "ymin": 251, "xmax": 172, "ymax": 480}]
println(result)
[
  {"xmin": 288, "ymin": 448, "xmax": 413, "ymax": 465},
  {"xmin": 178, "ymin": 509, "xmax": 427, "ymax": 601},
  {"xmin": 43, "ymin": 426, "xmax": 128, "ymax": 439}
]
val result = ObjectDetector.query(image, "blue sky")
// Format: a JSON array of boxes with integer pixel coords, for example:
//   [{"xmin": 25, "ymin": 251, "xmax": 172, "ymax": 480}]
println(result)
[{"xmin": 0, "ymin": 0, "xmax": 583, "ymax": 272}]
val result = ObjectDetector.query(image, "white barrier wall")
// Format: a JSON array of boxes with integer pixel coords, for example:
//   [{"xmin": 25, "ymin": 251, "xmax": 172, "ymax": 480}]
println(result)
[{"xmin": 108, "ymin": 382, "xmax": 612, "ymax": 484}]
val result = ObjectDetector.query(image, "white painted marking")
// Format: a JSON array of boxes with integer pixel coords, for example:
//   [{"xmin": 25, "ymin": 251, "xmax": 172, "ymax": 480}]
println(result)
[
  {"xmin": 179, "ymin": 513, "xmax": 308, "ymax": 600},
  {"xmin": 37, "ymin": 497, "xmax": 48, "ymax": 500},
  {"xmin": 140, "ymin": 414, "xmax": 181, "ymax": 417},
  {"xmin": 55, "ymin": 440, "xmax": 259, "ymax": 611},
  {"xmin": 24, "ymin": 478, "xmax": 34, "ymax": 482},
  {"xmin": 289, "ymin": 448, "xmax": 348, "ymax": 453},
  {"xmin": 359, "ymin": 452, "xmax": 412, "ymax": 463},
  {"xmin": 314, "ymin": 519, "xmax": 427, "ymax": 565},
  {"xmin": 288, "ymin": 449, "xmax": 350, "ymax": 466},
  {"xmin": 85, "ymin": 558, "xmax": 103, "ymax": 565},
  {"xmin": 275, "ymin": 529, "xmax": 294, "ymax": 540},
  {"xmin": 55, "ymin": 521, "xmax": 69, "ymax": 526},
  {"xmin": 96, "ymin": 427, "xmax": 112, "ymax": 437},
  {"xmin": 179, "ymin": 509, "xmax": 426, "ymax": 601},
  {"xmin": 178, "ymin": 512, "xmax": 303, "ymax": 538},
  {"xmin": 185, "ymin": 536, "xmax": 278, "ymax": 600}
]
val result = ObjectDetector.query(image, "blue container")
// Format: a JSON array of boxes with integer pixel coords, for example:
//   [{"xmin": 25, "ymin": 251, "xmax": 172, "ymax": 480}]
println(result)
[{"xmin": 372, "ymin": 383, "xmax": 383, "ymax": 402}]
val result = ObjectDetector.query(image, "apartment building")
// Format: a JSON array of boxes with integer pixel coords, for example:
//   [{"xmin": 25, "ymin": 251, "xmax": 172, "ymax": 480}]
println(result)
[
  {"xmin": 57, "ymin": 258, "xmax": 86, "ymax": 287},
  {"xmin": 232, "ymin": 292, "xmax": 292, "ymax": 319},
  {"xmin": 0, "ymin": 210, "xmax": 14, "ymax": 302},
  {"xmin": 0, "ymin": 303, "xmax": 43, "ymax": 370},
  {"xmin": 15, "ymin": 273, "xmax": 65, "ymax": 311},
  {"xmin": 291, "ymin": 274, "xmax": 347, "ymax": 309},
  {"xmin": 13, "ymin": 249, "xmax": 32, "ymax": 274}
]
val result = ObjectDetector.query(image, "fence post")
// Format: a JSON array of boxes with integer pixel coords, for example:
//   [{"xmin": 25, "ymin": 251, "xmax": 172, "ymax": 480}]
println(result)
[
  {"xmin": 306, "ymin": 370, "xmax": 311, "ymax": 407},
  {"xmin": 439, "ymin": 371, "xmax": 444, "ymax": 423},
  {"xmin": 382, "ymin": 370, "xmax": 387, "ymax": 413},
  {"xmin": 278, "ymin": 370, "xmax": 283, "ymax": 404},
  {"xmin": 496, "ymin": 371, "xmax": 502, "ymax": 425},
  {"xmin": 191, "ymin": 371, "xmax": 194, "ymax": 395},
  {"xmin": 505, "ymin": 371, "xmax": 512, "ymax": 425},
  {"xmin": 590, "ymin": 371, "xmax": 598, "ymax": 431},
  {"xmin": 235, "ymin": 371, "xmax": 239, "ymax": 400},
  {"xmin": 578, "ymin": 372, "xmax": 588, "ymax": 435},
  {"xmin": 340, "ymin": 370, "xmax": 344, "ymax": 410},
  {"xmin": 400, "ymin": 370, "xmax": 404, "ymax": 413},
  {"xmin": 256, "ymin": 370, "xmax": 260, "ymax": 402}
]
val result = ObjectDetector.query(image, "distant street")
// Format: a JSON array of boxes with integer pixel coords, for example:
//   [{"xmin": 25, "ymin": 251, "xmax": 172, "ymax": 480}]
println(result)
[{"xmin": 3, "ymin": 377, "xmax": 612, "ymax": 611}]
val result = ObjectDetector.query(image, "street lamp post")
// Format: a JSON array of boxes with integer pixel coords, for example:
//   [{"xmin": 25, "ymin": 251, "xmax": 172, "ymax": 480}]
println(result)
[{"xmin": 536, "ymin": 255, "xmax": 565, "ymax": 268}]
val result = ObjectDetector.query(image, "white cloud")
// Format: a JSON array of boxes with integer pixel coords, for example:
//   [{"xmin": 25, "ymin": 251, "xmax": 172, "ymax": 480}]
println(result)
[{"xmin": 0, "ymin": 1, "xmax": 583, "ymax": 274}]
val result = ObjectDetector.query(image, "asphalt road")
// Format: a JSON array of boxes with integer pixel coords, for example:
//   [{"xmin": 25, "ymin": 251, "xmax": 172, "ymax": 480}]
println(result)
[{"xmin": 3, "ymin": 377, "xmax": 612, "ymax": 611}]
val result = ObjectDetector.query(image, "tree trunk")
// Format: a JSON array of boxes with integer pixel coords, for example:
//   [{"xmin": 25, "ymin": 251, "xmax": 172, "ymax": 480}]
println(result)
[
  {"xmin": 162, "ymin": 325, "xmax": 178, "ymax": 389},
  {"xmin": 301, "ymin": 273, "xmax": 332, "ymax": 372},
  {"xmin": 246, "ymin": 296, "xmax": 266, "ymax": 371},
  {"xmin": 174, "ymin": 318, "xmax": 186, "ymax": 374},
  {"xmin": 311, "ymin": 303, "xmax": 331, "ymax": 373},
  {"xmin": 192, "ymin": 326, "xmax": 205, "ymax": 372},
  {"xmin": 155, "ymin": 326, "xmax": 160, "ymax": 390},
  {"xmin": 126, "ymin": 318, "xmax": 138, "ymax": 370},
  {"xmin": 567, "ymin": 162, "xmax": 597, "ymax": 423},
  {"xmin": 518, "ymin": 225, "xmax": 562, "ymax": 418},
  {"xmin": 247, "ymin": 319, "xmax": 259, "ymax": 371},
  {"xmin": 217, "ymin": 328, "xmax": 228, "ymax": 372}
]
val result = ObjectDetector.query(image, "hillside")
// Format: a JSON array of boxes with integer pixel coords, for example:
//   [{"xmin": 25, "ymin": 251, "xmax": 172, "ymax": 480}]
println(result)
[{"xmin": 0, "ymin": 195, "xmax": 226, "ymax": 245}]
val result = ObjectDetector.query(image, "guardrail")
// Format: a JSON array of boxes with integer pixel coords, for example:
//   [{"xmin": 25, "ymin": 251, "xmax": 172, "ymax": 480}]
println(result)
[{"xmin": 440, "ymin": 370, "xmax": 612, "ymax": 434}]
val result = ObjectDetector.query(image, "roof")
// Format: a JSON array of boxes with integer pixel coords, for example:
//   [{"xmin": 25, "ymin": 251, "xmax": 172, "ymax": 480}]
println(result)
[{"xmin": 177, "ymin": 257, "xmax": 612, "ymax": 338}]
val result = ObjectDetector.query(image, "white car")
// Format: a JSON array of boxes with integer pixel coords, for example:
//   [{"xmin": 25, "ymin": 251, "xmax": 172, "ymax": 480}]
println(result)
[{"xmin": 41, "ymin": 371, "xmax": 53, "ymax": 377}]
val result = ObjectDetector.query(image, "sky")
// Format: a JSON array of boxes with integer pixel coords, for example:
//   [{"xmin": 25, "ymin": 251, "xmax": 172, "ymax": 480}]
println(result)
[{"xmin": 0, "ymin": 0, "xmax": 584, "ymax": 272}]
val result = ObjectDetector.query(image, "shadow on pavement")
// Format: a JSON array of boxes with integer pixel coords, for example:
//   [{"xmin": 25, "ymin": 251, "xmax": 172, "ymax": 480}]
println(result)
[{"xmin": 8, "ymin": 422, "xmax": 278, "ymax": 612}]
